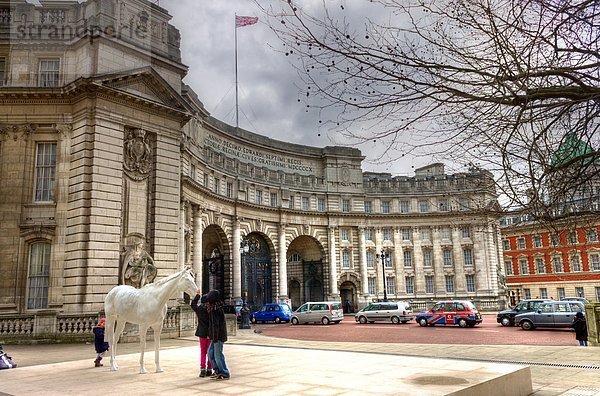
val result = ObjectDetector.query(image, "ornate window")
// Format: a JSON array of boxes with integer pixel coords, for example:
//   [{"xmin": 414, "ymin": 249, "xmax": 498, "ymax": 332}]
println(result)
[
  {"xmin": 401, "ymin": 228, "xmax": 411, "ymax": 241},
  {"xmin": 425, "ymin": 275, "xmax": 434, "ymax": 293},
  {"xmin": 39, "ymin": 58, "xmax": 60, "ymax": 87},
  {"xmin": 364, "ymin": 228, "xmax": 372, "ymax": 241},
  {"xmin": 587, "ymin": 229, "xmax": 598, "ymax": 242},
  {"xmin": 463, "ymin": 248, "xmax": 473, "ymax": 266},
  {"xmin": 270, "ymin": 192, "xmax": 277, "ymax": 207},
  {"xmin": 519, "ymin": 259, "xmax": 529, "ymax": 275},
  {"xmin": 533, "ymin": 235, "xmax": 542, "ymax": 248},
  {"xmin": 27, "ymin": 242, "xmax": 51, "ymax": 309},
  {"xmin": 386, "ymin": 277, "xmax": 395, "ymax": 294},
  {"xmin": 34, "ymin": 143, "xmax": 57, "ymax": 202},
  {"xmin": 420, "ymin": 228, "xmax": 431, "ymax": 241},
  {"xmin": 571, "ymin": 255, "xmax": 582, "ymax": 272},
  {"xmin": 368, "ymin": 277, "xmax": 376, "ymax": 294},
  {"xmin": 503, "ymin": 240, "xmax": 510, "ymax": 250},
  {"xmin": 540, "ymin": 288, "xmax": 548, "ymax": 299},
  {"xmin": 302, "ymin": 196, "xmax": 310, "ymax": 210},
  {"xmin": 366, "ymin": 251, "xmax": 374, "ymax": 268},
  {"xmin": 399, "ymin": 200, "xmax": 410, "ymax": 213},
  {"xmin": 461, "ymin": 227, "xmax": 471, "ymax": 239},
  {"xmin": 383, "ymin": 228, "xmax": 391, "ymax": 241},
  {"xmin": 505, "ymin": 260, "xmax": 513, "ymax": 275},
  {"xmin": 317, "ymin": 198, "xmax": 326, "ymax": 212},
  {"xmin": 445, "ymin": 275, "xmax": 455, "ymax": 293},
  {"xmin": 517, "ymin": 238, "xmax": 526, "ymax": 249},
  {"xmin": 381, "ymin": 201, "xmax": 390, "ymax": 214},
  {"xmin": 535, "ymin": 258, "xmax": 545, "ymax": 274},
  {"xmin": 341, "ymin": 250, "xmax": 350, "ymax": 268},
  {"xmin": 364, "ymin": 200, "xmax": 372, "ymax": 213},
  {"xmin": 419, "ymin": 200, "xmax": 429, "ymax": 213},
  {"xmin": 342, "ymin": 199, "xmax": 350, "ymax": 213},
  {"xmin": 405, "ymin": 276, "xmax": 414, "ymax": 294},
  {"xmin": 443, "ymin": 250, "xmax": 453, "ymax": 267},
  {"xmin": 423, "ymin": 249, "xmax": 433, "ymax": 267},
  {"xmin": 465, "ymin": 274, "xmax": 475, "ymax": 293},
  {"xmin": 403, "ymin": 250, "xmax": 413, "ymax": 267},
  {"xmin": 341, "ymin": 228, "xmax": 350, "ymax": 241},
  {"xmin": 590, "ymin": 253, "xmax": 600, "ymax": 271},
  {"xmin": 552, "ymin": 256, "xmax": 563, "ymax": 273}
]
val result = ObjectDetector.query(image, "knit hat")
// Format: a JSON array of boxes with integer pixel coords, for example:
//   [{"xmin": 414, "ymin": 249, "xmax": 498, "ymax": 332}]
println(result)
[
  {"xmin": 206, "ymin": 289, "xmax": 220, "ymax": 303},
  {"xmin": 575, "ymin": 311, "xmax": 584, "ymax": 319},
  {"xmin": 98, "ymin": 318, "xmax": 106, "ymax": 325}
]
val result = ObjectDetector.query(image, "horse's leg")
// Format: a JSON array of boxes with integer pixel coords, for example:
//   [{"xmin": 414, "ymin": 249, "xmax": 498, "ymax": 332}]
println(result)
[
  {"xmin": 111, "ymin": 319, "xmax": 126, "ymax": 371},
  {"xmin": 106, "ymin": 316, "xmax": 115, "ymax": 370},
  {"xmin": 153, "ymin": 322, "xmax": 164, "ymax": 373},
  {"xmin": 139, "ymin": 325, "xmax": 148, "ymax": 374}
]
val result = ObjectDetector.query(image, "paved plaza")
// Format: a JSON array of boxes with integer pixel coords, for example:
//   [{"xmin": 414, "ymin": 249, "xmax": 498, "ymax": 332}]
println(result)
[{"xmin": 2, "ymin": 329, "xmax": 600, "ymax": 395}]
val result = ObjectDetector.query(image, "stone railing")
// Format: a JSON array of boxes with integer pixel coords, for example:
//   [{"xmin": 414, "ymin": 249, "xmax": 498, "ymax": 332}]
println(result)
[{"xmin": 0, "ymin": 303, "xmax": 201, "ymax": 344}]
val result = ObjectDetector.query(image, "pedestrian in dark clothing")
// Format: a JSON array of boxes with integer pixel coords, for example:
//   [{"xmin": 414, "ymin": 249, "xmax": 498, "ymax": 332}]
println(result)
[
  {"xmin": 93, "ymin": 318, "xmax": 109, "ymax": 367},
  {"xmin": 572, "ymin": 311, "xmax": 588, "ymax": 346},
  {"xmin": 345, "ymin": 299, "xmax": 353, "ymax": 314},
  {"xmin": 206, "ymin": 289, "xmax": 230, "ymax": 380},
  {"xmin": 191, "ymin": 291, "xmax": 213, "ymax": 377}
]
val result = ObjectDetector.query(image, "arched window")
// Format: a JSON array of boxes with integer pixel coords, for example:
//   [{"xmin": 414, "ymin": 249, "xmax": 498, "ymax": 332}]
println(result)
[{"xmin": 27, "ymin": 242, "xmax": 51, "ymax": 309}]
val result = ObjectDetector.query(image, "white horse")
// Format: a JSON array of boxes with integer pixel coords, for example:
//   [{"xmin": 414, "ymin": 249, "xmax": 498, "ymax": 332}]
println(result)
[{"xmin": 104, "ymin": 267, "xmax": 198, "ymax": 373}]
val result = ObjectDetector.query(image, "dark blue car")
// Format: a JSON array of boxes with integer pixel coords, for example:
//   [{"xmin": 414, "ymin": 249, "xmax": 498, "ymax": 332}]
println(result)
[{"xmin": 250, "ymin": 303, "xmax": 292, "ymax": 324}]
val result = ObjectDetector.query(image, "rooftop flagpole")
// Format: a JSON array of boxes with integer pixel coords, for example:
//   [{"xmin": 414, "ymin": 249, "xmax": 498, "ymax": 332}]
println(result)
[
  {"xmin": 235, "ymin": 13, "xmax": 239, "ymax": 128},
  {"xmin": 234, "ymin": 15, "xmax": 258, "ymax": 130}
]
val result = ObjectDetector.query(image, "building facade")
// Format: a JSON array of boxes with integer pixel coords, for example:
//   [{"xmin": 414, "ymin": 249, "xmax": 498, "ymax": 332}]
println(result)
[
  {"xmin": 501, "ymin": 215, "xmax": 600, "ymax": 305},
  {"xmin": 0, "ymin": 0, "xmax": 506, "ymax": 336}
]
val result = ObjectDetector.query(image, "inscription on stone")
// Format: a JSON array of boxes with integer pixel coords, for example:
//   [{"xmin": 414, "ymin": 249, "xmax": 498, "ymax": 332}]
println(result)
[{"xmin": 204, "ymin": 133, "xmax": 317, "ymax": 175}]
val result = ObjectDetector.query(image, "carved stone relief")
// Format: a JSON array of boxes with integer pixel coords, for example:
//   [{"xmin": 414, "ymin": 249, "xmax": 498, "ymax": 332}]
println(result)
[
  {"xmin": 123, "ymin": 127, "xmax": 152, "ymax": 181},
  {"xmin": 121, "ymin": 233, "xmax": 157, "ymax": 288}
]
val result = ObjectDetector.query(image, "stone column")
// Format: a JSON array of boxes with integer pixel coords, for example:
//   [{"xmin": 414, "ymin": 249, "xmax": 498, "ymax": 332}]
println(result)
[
  {"xmin": 432, "ymin": 227, "xmax": 445, "ymax": 294},
  {"xmin": 413, "ymin": 227, "xmax": 425, "ymax": 294},
  {"xmin": 233, "ymin": 218, "xmax": 242, "ymax": 301},
  {"xmin": 179, "ymin": 201, "xmax": 187, "ymax": 269},
  {"xmin": 328, "ymin": 226, "xmax": 339, "ymax": 297},
  {"xmin": 358, "ymin": 227, "xmax": 369, "ymax": 295},
  {"xmin": 393, "ymin": 227, "xmax": 405, "ymax": 295},
  {"xmin": 192, "ymin": 206, "xmax": 203, "ymax": 288},
  {"xmin": 278, "ymin": 223, "xmax": 288, "ymax": 300},
  {"xmin": 452, "ymin": 227, "xmax": 466, "ymax": 292}
]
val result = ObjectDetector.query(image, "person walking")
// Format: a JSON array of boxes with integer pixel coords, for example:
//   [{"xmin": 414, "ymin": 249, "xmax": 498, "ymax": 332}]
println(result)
[
  {"xmin": 571, "ymin": 311, "xmax": 588, "ymax": 346},
  {"xmin": 191, "ymin": 291, "xmax": 213, "ymax": 377},
  {"xmin": 206, "ymin": 289, "xmax": 230, "ymax": 380},
  {"xmin": 93, "ymin": 318, "xmax": 109, "ymax": 367}
]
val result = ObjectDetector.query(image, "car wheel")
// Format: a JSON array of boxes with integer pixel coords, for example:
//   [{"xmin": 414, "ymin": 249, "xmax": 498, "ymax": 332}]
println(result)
[
  {"xmin": 275, "ymin": 317, "xmax": 281, "ymax": 324},
  {"xmin": 521, "ymin": 320, "xmax": 534, "ymax": 330},
  {"xmin": 500, "ymin": 316, "xmax": 513, "ymax": 327},
  {"xmin": 391, "ymin": 316, "xmax": 400, "ymax": 324},
  {"xmin": 458, "ymin": 318, "xmax": 468, "ymax": 328},
  {"xmin": 291, "ymin": 317, "xmax": 299, "ymax": 325},
  {"xmin": 251, "ymin": 317, "xmax": 257, "ymax": 324},
  {"xmin": 321, "ymin": 317, "xmax": 330, "ymax": 325},
  {"xmin": 359, "ymin": 316, "xmax": 367, "ymax": 324},
  {"xmin": 418, "ymin": 318, "xmax": 428, "ymax": 327}
]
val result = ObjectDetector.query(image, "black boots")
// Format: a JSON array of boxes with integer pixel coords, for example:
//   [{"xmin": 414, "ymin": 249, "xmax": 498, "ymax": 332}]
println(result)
[
  {"xmin": 94, "ymin": 357, "xmax": 103, "ymax": 367},
  {"xmin": 200, "ymin": 368, "xmax": 213, "ymax": 377}
]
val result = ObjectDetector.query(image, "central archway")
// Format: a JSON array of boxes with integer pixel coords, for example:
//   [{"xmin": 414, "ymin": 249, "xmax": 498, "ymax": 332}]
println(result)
[{"xmin": 242, "ymin": 233, "xmax": 273, "ymax": 312}]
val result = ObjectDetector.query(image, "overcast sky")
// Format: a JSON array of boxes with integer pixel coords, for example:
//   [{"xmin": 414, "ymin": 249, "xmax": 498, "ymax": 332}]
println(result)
[{"xmin": 166, "ymin": 1, "xmax": 427, "ymax": 175}]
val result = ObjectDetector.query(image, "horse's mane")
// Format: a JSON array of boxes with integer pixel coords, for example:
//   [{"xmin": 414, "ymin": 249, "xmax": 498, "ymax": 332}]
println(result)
[{"xmin": 144, "ymin": 268, "xmax": 186, "ymax": 288}]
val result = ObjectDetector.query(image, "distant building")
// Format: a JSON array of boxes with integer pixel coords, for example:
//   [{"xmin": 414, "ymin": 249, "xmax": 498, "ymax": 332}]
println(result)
[{"xmin": 0, "ymin": 0, "xmax": 505, "ymax": 339}]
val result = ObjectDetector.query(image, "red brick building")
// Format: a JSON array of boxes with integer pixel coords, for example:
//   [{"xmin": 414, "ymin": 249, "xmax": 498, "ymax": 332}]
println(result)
[{"xmin": 501, "ymin": 216, "xmax": 600, "ymax": 305}]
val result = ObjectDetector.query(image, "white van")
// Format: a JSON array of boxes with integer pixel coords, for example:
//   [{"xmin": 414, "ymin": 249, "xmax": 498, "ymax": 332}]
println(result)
[
  {"xmin": 355, "ymin": 301, "xmax": 413, "ymax": 324},
  {"xmin": 291, "ymin": 301, "xmax": 344, "ymax": 325}
]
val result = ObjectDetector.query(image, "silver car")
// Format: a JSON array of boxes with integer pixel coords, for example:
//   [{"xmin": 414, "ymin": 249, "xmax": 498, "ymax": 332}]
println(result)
[
  {"xmin": 355, "ymin": 301, "xmax": 413, "ymax": 324},
  {"xmin": 291, "ymin": 301, "xmax": 344, "ymax": 325},
  {"xmin": 516, "ymin": 301, "xmax": 585, "ymax": 330}
]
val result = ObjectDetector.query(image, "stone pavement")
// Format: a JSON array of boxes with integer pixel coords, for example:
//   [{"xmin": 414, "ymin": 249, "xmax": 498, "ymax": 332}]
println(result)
[{"xmin": 2, "ymin": 329, "xmax": 599, "ymax": 395}]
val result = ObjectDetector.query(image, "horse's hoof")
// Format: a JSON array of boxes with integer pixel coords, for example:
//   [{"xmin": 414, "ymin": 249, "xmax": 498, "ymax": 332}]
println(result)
[
  {"xmin": 156, "ymin": 368, "xmax": 164, "ymax": 373},
  {"xmin": 110, "ymin": 366, "xmax": 118, "ymax": 371},
  {"xmin": 139, "ymin": 368, "xmax": 148, "ymax": 374}
]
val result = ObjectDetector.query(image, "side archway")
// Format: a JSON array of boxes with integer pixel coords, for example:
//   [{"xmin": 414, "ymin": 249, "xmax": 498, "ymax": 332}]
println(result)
[
  {"xmin": 202, "ymin": 224, "xmax": 231, "ymax": 302},
  {"xmin": 287, "ymin": 235, "xmax": 326, "ymax": 307}
]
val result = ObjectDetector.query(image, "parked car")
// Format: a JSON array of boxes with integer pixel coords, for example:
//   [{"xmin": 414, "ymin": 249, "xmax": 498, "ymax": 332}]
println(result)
[
  {"xmin": 516, "ymin": 301, "xmax": 585, "ymax": 330},
  {"xmin": 355, "ymin": 301, "xmax": 413, "ymax": 324},
  {"xmin": 496, "ymin": 299, "xmax": 550, "ymax": 327},
  {"xmin": 416, "ymin": 300, "xmax": 482, "ymax": 328},
  {"xmin": 250, "ymin": 303, "xmax": 292, "ymax": 324},
  {"xmin": 291, "ymin": 301, "xmax": 344, "ymax": 325},
  {"xmin": 560, "ymin": 297, "xmax": 590, "ymax": 304}
]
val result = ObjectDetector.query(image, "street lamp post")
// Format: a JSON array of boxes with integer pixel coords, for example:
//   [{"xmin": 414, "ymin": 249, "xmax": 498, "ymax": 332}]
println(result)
[
  {"xmin": 376, "ymin": 250, "xmax": 388, "ymax": 302},
  {"xmin": 239, "ymin": 236, "xmax": 251, "ymax": 329}
]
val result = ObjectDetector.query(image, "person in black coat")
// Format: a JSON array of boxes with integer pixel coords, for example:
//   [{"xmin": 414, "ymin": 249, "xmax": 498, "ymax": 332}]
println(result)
[
  {"xmin": 572, "ymin": 311, "xmax": 588, "ymax": 346},
  {"xmin": 206, "ymin": 289, "xmax": 230, "ymax": 380},
  {"xmin": 191, "ymin": 291, "xmax": 213, "ymax": 377},
  {"xmin": 93, "ymin": 318, "xmax": 109, "ymax": 367}
]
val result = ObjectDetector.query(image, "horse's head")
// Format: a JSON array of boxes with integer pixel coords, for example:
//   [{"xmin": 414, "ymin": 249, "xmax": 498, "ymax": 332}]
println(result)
[{"xmin": 178, "ymin": 267, "xmax": 198, "ymax": 296}]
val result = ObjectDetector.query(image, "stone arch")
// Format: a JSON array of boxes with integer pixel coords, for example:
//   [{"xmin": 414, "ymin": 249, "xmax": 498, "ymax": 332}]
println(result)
[
  {"xmin": 287, "ymin": 235, "xmax": 326, "ymax": 306},
  {"xmin": 338, "ymin": 272, "xmax": 361, "ymax": 313},
  {"xmin": 242, "ymin": 232, "xmax": 275, "ymax": 311},
  {"xmin": 202, "ymin": 224, "xmax": 231, "ymax": 301}
]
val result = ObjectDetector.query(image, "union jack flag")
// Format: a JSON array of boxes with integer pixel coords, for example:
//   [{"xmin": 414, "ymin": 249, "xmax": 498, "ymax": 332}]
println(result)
[{"xmin": 235, "ymin": 15, "xmax": 258, "ymax": 28}]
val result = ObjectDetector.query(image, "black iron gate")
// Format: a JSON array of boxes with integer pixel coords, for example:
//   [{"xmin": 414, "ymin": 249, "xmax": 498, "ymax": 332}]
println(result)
[
  {"xmin": 303, "ymin": 260, "xmax": 324, "ymax": 302},
  {"xmin": 242, "ymin": 234, "xmax": 272, "ymax": 312},
  {"xmin": 202, "ymin": 252, "xmax": 225, "ymax": 300}
]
